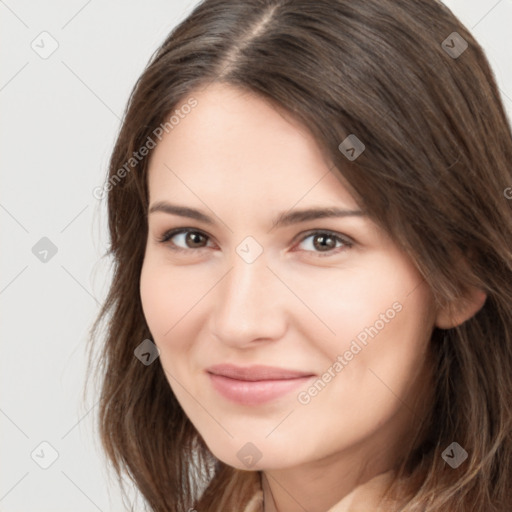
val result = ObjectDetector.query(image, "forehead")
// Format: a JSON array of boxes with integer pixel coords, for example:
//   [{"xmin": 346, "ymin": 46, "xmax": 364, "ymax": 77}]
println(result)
[{"xmin": 146, "ymin": 83, "xmax": 359, "ymax": 211}]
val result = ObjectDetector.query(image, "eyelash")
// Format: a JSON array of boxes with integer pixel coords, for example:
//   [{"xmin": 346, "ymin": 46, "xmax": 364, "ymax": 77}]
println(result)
[{"xmin": 157, "ymin": 228, "xmax": 354, "ymax": 258}]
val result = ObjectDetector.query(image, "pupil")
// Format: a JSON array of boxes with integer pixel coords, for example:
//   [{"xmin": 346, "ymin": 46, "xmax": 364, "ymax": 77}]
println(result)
[
  {"xmin": 187, "ymin": 232, "xmax": 205, "ymax": 247},
  {"xmin": 314, "ymin": 234, "xmax": 335, "ymax": 251}
]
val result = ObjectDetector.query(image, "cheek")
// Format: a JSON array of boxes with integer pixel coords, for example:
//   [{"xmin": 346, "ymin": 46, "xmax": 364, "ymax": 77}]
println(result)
[
  {"xmin": 294, "ymin": 253, "xmax": 435, "ymax": 394},
  {"xmin": 368, "ymin": 283, "xmax": 435, "ymax": 384},
  {"xmin": 139, "ymin": 258, "xmax": 204, "ymax": 397},
  {"xmin": 321, "ymin": 278, "xmax": 434, "ymax": 415},
  {"xmin": 139, "ymin": 255, "xmax": 208, "ymax": 341},
  {"xmin": 296, "ymin": 286, "xmax": 434, "ymax": 456},
  {"xmin": 140, "ymin": 261, "xmax": 176, "ymax": 339},
  {"xmin": 283, "ymin": 259, "xmax": 415, "ymax": 358}
]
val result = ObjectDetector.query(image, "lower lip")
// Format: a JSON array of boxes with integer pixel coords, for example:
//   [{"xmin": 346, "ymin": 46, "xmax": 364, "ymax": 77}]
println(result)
[{"xmin": 207, "ymin": 373, "xmax": 315, "ymax": 405}]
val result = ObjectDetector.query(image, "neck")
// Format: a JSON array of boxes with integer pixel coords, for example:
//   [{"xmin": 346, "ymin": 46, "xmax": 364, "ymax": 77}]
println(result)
[{"xmin": 260, "ymin": 455, "xmax": 397, "ymax": 512}]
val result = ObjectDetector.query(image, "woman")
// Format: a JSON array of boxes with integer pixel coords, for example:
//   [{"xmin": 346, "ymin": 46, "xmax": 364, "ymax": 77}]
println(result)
[{"xmin": 88, "ymin": 0, "xmax": 512, "ymax": 510}]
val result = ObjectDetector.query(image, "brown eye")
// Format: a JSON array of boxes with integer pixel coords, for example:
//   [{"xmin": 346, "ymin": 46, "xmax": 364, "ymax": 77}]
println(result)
[
  {"xmin": 296, "ymin": 230, "xmax": 353, "ymax": 257},
  {"xmin": 185, "ymin": 231, "xmax": 208, "ymax": 248},
  {"xmin": 159, "ymin": 229, "xmax": 213, "ymax": 252},
  {"xmin": 312, "ymin": 234, "xmax": 338, "ymax": 251}
]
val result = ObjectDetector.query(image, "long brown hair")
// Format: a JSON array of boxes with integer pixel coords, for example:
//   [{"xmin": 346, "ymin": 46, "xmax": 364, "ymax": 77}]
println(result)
[{"xmin": 87, "ymin": 0, "xmax": 512, "ymax": 510}]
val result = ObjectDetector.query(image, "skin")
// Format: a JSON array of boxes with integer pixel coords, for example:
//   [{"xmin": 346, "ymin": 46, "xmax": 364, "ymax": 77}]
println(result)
[{"xmin": 139, "ymin": 83, "xmax": 486, "ymax": 511}]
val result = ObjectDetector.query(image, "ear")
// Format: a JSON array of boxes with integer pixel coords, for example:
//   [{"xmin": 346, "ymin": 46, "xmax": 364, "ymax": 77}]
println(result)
[{"xmin": 435, "ymin": 286, "xmax": 487, "ymax": 329}]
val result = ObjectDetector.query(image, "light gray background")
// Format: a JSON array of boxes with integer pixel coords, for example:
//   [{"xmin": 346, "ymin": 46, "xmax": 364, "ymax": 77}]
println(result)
[{"xmin": 1, "ymin": 1, "xmax": 511, "ymax": 510}]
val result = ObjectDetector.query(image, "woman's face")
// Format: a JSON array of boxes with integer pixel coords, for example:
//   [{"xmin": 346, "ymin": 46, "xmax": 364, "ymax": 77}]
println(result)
[{"xmin": 140, "ymin": 83, "xmax": 438, "ymax": 472}]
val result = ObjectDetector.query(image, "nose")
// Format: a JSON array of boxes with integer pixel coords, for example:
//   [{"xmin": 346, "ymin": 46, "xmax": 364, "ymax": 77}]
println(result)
[{"xmin": 210, "ymin": 251, "xmax": 288, "ymax": 348}]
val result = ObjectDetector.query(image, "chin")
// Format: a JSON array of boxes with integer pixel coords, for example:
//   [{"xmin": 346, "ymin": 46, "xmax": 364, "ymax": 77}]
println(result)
[{"xmin": 212, "ymin": 442, "xmax": 301, "ymax": 472}]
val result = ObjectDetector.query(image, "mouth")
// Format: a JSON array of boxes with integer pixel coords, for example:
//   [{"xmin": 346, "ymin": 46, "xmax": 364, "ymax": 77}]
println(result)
[{"xmin": 206, "ymin": 364, "xmax": 316, "ymax": 405}]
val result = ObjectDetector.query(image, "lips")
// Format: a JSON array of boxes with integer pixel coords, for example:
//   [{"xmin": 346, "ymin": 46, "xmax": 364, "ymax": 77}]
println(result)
[
  {"xmin": 206, "ymin": 364, "xmax": 316, "ymax": 405},
  {"xmin": 206, "ymin": 363, "xmax": 315, "ymax": 381}
]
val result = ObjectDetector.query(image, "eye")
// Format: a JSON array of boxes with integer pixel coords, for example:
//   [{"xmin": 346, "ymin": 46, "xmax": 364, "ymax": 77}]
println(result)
[
  {"xmin": 295, "ymin": 230, "xmax": 353, "ymax": 257},
  {"xmin": 158, "ymin": 228, "xmax": 215, "ymax": 252},
  {"xmin": 157, "ymin": 227, "xmax": 353, "ymax": 257}
]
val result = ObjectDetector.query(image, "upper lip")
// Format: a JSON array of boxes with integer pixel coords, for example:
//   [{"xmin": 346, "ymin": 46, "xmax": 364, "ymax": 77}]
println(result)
[{"xmin": 206, "ymin": 364, "xmax": 315, "ymax": 381}]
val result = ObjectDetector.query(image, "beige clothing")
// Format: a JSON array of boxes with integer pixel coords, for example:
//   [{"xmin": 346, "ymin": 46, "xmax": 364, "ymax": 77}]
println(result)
[{"xmin": 242, "ymin": 470, "xmax": 396, "ymax": 512}]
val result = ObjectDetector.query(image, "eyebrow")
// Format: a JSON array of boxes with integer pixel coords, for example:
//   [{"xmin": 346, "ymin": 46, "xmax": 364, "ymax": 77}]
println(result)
[{"xmin": 148, "ymin": 201, "xmax": 366, "ymax": 229}]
